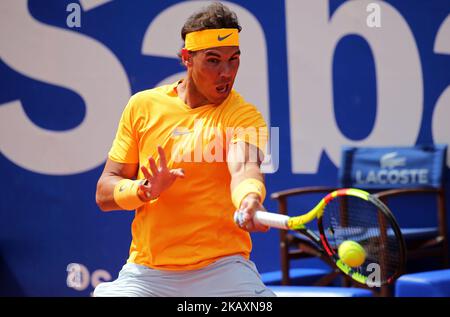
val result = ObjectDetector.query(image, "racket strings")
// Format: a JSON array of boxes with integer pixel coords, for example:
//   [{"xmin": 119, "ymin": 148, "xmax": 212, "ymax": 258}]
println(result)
[{"xmin": 322, "ymin": 196, "xmax": 401, "ymax": 284}]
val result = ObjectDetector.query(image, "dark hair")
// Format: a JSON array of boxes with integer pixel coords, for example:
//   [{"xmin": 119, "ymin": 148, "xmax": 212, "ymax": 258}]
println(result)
[{"xmin": 181, "ymin": 2, "xmax": 242, "ymax": 41}]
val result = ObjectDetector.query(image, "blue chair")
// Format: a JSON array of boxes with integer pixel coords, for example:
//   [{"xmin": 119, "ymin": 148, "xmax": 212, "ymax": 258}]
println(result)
[
  {"xmin": 269, "ymin": 286, "xmax": 373, "ymax": 297},
  {"xmin": 341, "ymin": 145, "xmax": 449, "ymax": 295},
  {"xmin": 395, "ymin": 269, "xmax": 450, "ymax": 297},
  {"xmin": 270, "ymin": 144, "xmax": 448, "ymax": 296},
  {"xmin": 345, "ymin": 145, "xmax": 448, "ymax": 268},
  {"xmin": 261, "ymin": 268, "xmax": 332, "ymax": 286}
]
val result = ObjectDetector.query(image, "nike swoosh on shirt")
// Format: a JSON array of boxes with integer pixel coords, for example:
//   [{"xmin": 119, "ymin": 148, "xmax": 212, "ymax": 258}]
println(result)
[{"xmin": 217, "ymin": 33, "xmax": 232, "ymax": 41}]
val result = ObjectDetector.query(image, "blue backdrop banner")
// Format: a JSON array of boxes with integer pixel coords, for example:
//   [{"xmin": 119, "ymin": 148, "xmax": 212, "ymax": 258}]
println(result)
[{"xmin": 1, "ymin": 0, "xmax": 450, "ymax": 296}]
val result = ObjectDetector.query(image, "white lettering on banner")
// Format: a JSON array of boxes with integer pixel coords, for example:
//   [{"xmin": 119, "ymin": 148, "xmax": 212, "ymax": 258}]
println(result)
[
  {"xmin": 66, "ymin": 3, "xmax": 81, "ymax": 28},
  {"xmin": 432, "ymin": 15, "xmax": 450, "ymax": 168},
  {"xmin": 0, "ymin": 1, "xmax": 447, "ymax": 175},
  {"xmin": 0, "ymin": 0, "xmax": 131, "ymax": 175},
  {"xmin": 286, "ymin": 0, "xmax": 423, "ymax": 173},
  {"xmin": 91, "ymin": 269, "xmax": 112, "ymax": 289},
  {"xmin": 355, "ymin": 169, "xmax": 429, "ymax": 185},
  {"xmin": 66, "ymin": 263, "xmax": 111, "ymax": 292},
  {"xmin": 66, "ymin": 263, "xmax": 90, "ymax": 291},
  {"xmin": 140, "ymin": 1, "xmax": 278, "ymax": 173}
]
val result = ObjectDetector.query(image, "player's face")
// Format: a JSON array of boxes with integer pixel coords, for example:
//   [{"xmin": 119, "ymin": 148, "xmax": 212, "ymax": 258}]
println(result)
[{"xmin": 189, "ymin": 46, "xmax": 240, "ymax": 105}]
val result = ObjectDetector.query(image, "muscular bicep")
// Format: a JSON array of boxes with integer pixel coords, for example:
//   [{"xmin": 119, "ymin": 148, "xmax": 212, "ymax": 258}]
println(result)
[{"xmin": 95, "ymin": 159, "xmax": 140, "ymax": 211}]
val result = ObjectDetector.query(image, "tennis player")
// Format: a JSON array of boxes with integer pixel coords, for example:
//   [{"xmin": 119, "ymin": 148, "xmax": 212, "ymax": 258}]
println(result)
[{"xmin": 93, "ymin": 2, "xmax": 274, "ymax": 297}]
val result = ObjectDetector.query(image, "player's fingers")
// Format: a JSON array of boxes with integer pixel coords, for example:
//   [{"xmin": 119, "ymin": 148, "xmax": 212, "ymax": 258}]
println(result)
[
  {"xmin": 240, "ymin": 208, "xmax": 253, "ymax": 223},
  {"xmin": 141, "ymin": 165, "xmax": 153, "ymax": 181},
  {"xmin": 243, "ymin": 201, "xmax": 265, "ymax": 227},
  {"xmin": 158, "ymin": 146, "xmax": 167, "ymax": 169},
  {"xmin": 242, "ymin": 216, "xmax": 261, "ymax": 232},
  {"xmin": 238, "ymin": 214, "xmax": 249, "ymax": 228},
  {"xmin": 138, "ymin": 184, "xmax": 152, "ymax": 199},
  {"xmin": 239, "ymin": 210, "xmax": 268, "ymax": 233},
  {"xmin": 149, "ymin": 157, "xmax": 158, "ymax": 176}
]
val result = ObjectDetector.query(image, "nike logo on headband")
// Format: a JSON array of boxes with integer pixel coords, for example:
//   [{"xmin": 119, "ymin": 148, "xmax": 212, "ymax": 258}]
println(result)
[{"xmin": 217, "ymin": 33, "xmax": 232, "ymax": 41}]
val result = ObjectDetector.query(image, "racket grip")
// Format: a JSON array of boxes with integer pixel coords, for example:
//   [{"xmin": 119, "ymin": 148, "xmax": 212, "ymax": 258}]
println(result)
[{"xmin": 234, "ymin": 210, "xmax": 290, "ymax": 230}]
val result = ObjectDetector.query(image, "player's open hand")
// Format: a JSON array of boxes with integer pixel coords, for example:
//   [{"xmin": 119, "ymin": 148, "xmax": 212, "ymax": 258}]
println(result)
[
  {"xmin": 137, "ymin": 146, "xmax": 185, "ymax": 201},
  {"xmin": 237, "ymin": 193, "xmax": 269, "ymax": 233}
]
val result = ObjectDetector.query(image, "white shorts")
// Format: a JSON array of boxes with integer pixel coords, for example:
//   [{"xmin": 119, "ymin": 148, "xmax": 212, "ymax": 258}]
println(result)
[{"xmin": 93, "ymin": 255, "xmax": 276, "ymax": 297}]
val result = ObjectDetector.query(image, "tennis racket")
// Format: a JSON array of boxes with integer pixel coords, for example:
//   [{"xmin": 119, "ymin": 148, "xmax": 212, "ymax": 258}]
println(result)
[{"xmin": 234, "ymin": 188, "xmax": 406, "ymax": 287}]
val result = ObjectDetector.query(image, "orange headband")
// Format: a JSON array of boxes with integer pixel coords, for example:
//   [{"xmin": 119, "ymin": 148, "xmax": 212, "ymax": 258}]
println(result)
[{"xmin": 184, "ymin": 28, "xmax": 239, "ymax": 51}]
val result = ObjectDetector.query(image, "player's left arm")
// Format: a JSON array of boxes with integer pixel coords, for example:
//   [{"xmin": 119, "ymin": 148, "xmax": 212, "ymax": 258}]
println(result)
[{"xmin": 227, "ymin": 141, "xmax": 269, "ymax": 232}]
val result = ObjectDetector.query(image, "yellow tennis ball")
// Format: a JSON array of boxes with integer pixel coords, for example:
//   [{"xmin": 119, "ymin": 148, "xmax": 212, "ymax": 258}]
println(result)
[{"xmin": 338, "ymin": 240, "xmax": 366, "ymax": 267}]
